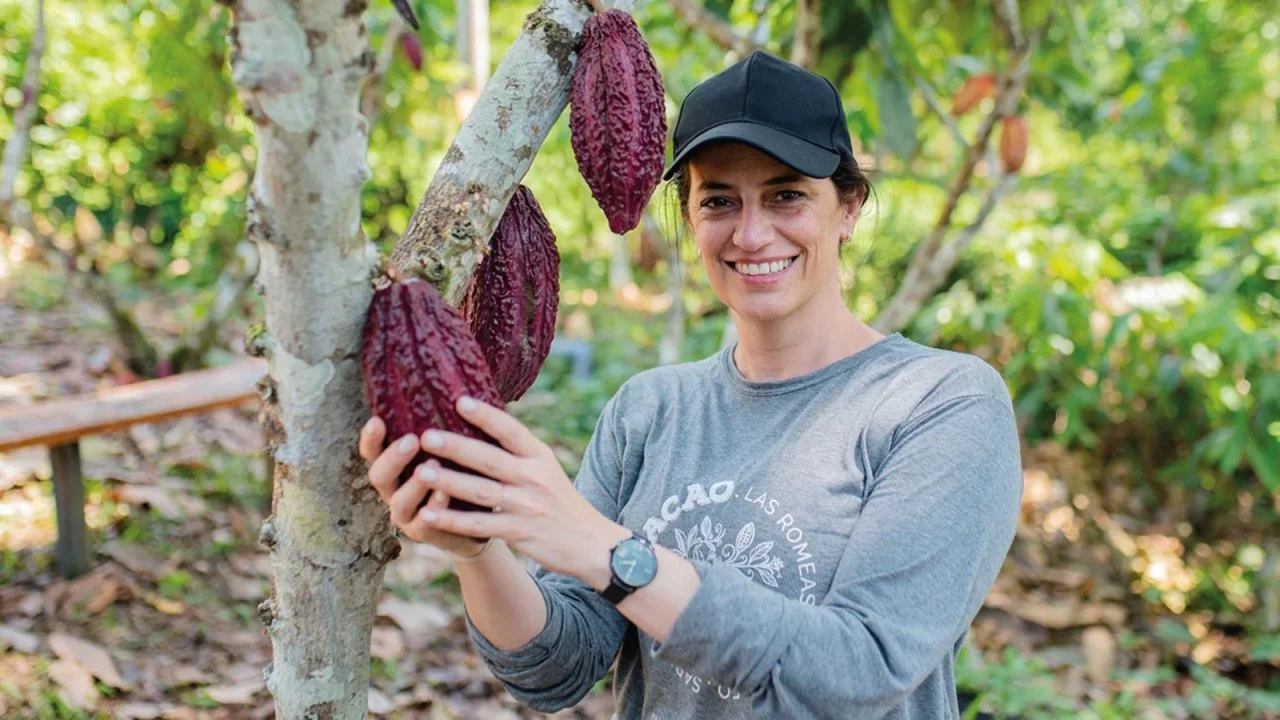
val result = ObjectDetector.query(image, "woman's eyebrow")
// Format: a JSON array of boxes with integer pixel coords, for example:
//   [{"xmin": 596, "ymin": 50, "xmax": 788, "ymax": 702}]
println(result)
[{"xmin": 697, "ymin": 173, "xmax": 805, "ymax": 191}]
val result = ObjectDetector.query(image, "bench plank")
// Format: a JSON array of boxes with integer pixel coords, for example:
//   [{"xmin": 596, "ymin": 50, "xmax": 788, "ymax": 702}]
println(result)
[{"xmin": 0, "ymin": 358, "xmax": 267, "ymax": 452}]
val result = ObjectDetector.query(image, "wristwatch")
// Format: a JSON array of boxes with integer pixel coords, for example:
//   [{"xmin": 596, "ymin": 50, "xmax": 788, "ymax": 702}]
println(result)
[{"xmin": 599, "ymin": 534, "xmax": 658, "ymax": 605}]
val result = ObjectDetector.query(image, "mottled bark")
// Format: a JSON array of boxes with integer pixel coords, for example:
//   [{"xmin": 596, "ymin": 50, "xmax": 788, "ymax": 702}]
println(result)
[{"xmin": 226, "ymin": 0, "xmax": 390, "ymax": 716}]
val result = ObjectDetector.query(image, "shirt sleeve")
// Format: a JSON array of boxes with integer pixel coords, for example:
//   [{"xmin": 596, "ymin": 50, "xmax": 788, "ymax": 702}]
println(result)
[
  {"xmin": 463, "ymin": 395, "xmax": 631, "ymax": 713},
  {"xmin": 650, "ymin": 385, "xmax": 1024, "ymax": 719}
]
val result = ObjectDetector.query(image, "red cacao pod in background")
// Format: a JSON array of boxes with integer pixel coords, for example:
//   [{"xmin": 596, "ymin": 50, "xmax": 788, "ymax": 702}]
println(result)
[
  {"xmin": 569, "ymin": 9, "xmax": 667, "ymax": 235},
  {"xmin": 999, "ymin": 115, "xmax": 1028, "ymax": 173},
  {"xmin": 361, "ymin": 276, "xmax": 504, "ymax": 510},
  {"xmin": 462, "ymin": 185, "xmax": 560, "ymax": 403},
  {"xmin": 950, "ymin": 73, "xmax": 996, "ymax": 116},
  {"xmin": 399, "ymin": 32, "xmax": 424, "ymax": 72}
]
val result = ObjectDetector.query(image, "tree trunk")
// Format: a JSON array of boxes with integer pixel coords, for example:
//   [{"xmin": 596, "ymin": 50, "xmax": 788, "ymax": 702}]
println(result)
[
  {"xmin": 789, "ymin": 0, "xmax": 820, "ymax": 70},
  {"xmin": 226, "ymin": 0, "xmax": 633, "ymax": 717},
  {"xmin": 226, "ymin": 1, "xmax": 392, "ymax": 716}
]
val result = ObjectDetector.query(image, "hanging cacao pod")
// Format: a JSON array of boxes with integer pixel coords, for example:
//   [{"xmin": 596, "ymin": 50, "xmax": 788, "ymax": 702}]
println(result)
[
  {"xmin": 569, "ymin": 9, "xmax": 667, "ymax": 235},
  {"xmin": 999, "ymin": 115, "xmax": 1028, "ymax": 173},
  {"xmin": 463, "ymin": 185, "xmax": 560, "ymax": 403},
  {"xmin": 950, "ymin": 73, "xmax": 996, "ymax": 116},
  {"xmin": 399, "ymin": 33, "xmax": 424, "ymax": 72},
  {"xmin": 361, "ymin": 275, "xmax": 504, "ymax": 510}
]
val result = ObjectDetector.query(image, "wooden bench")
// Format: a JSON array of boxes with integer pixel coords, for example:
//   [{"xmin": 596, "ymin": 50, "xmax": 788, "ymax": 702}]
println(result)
[{"xmin": 0, "ymin": 358, "xmax": 267, "ymax": 578}]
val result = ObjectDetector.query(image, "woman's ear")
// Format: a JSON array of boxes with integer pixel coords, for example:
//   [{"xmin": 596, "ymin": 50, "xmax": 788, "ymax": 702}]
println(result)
[{"xmin": 842, "ymin": 198, "xmax": 862, "ymax": 239}]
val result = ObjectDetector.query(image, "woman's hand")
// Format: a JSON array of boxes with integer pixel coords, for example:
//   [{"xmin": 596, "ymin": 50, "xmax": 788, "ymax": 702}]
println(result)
[
  {"xmin": 359, "ymin": 416, "xmax": 488, "ymax": 558},
  {"xmin": 408, "ymin": 395, "xmax": 629, "ymax": 583}
]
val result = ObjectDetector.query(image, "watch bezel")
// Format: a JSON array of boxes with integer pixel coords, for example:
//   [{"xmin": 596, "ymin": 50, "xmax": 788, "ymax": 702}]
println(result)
[{"xmin": 607, "ymin": 535, "xmax": 657, "ymax": 592}]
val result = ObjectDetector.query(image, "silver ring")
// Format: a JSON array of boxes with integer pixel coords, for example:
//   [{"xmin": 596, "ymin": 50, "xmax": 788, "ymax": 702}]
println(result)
[{"xmin": 493, "ymin": 485, "xmax": 506, "ymax": 514}]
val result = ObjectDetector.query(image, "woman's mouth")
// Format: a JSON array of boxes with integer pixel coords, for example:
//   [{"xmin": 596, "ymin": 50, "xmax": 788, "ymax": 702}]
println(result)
[{"xmin": 726, "ymin": 256, "xmax": 798, "ymax": 283}]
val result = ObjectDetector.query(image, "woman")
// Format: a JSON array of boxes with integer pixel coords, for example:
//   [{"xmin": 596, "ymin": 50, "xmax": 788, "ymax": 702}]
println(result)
[{"xmin": 359, "ymin": 51, "xmax": 1022, "ymax": 720}]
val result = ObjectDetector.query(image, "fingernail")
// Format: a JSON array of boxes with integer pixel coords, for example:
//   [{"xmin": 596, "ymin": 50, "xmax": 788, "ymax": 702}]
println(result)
[
  {"xmin": 423, "ymin": 430, "xmax": 443, "ymax": 448},
  {"xmin": 421, "ymin": 509, "xmax": 438, "ymax": 522},
  {"xmin": 362, "ymin": 418, "xmax": 375, "ymax": 434},
  {"xmin": 417, "ymin": 465, "xmax": 436, "ymax": 483},
  {"xmin": 398, "ymin": 435, "xmax": 416, "ymax": 454},
  {"xmin": 458, "ymin": 396, "xmax": 477, "ymax": 413}
]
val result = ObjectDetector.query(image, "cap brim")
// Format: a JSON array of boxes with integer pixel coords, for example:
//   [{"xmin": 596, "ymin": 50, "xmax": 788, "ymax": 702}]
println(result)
[{"xmin": 662, "ymin": 122, "xmax": 841, "ymax": 181}]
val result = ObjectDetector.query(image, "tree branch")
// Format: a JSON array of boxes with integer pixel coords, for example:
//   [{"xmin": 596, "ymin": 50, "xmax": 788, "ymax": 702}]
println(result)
[
  {"xmin": 872, "ymin": 6, "xmax": 1047, "ymax": 334},
  {"xmin": 360, "ymin": 15, "xmax": 407, "ymax": 121},
  {"xmin": 914, "ymin": 75, "xmax": 968, "ymax": 150},
  {"xmin": 0, "ymin": 0, "xmax": 44, "ymax": 218},
  {"xmin": 169, "ymin": 239, "xmax": 260, "ymax": 373},
  {"xmin": 667, "ymin": 0, "xmax": 760, "ymax": 57},
  {"xmin": 789, "ymin": 0, "xmax": 821, "ymax": 69},
  {"xmin": 390, "ymin": 0, "xmax": 637, "ymax": 307}
]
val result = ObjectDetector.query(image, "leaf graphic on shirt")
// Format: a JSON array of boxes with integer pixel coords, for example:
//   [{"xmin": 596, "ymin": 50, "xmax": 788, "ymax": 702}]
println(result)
[
  {"xmin": 757, "ymin": 568, "xmax": 779, "ymax": 588},
  {"xmin": 734, "ymin": 523, "xmax": 755, "ymax": 556},
  {"xmin": 700, "ymin": 516, "xmax": 713, "ymax": 539},
  {"xmin": 748, "ymin": 541, "xmax": 774, "ymax": 564},
  {"xmin": 673, "ymin": 529, "xmax": 689, "ymax": 556}
]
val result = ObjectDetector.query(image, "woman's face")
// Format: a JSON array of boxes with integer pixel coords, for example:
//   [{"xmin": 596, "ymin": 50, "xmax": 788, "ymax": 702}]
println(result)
[{"xmin": 686, "ymin": 143, "xmax": 858, "ymax": 326}]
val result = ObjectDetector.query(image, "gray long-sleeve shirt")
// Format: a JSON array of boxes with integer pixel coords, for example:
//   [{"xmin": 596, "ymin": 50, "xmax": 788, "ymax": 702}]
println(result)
[{"xmin": 465, "ymin": 333, "xmax": 1023, "ymax": 719}]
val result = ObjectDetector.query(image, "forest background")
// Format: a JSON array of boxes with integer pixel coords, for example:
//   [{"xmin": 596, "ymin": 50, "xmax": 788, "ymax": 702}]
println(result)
[{"xmin": 0, "ymin": 0, "xmax": 1277, "ymax": 718}]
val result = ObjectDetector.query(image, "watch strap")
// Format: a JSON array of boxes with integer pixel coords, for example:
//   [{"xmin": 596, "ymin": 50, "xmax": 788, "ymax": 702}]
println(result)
[{"xmin": 600, "ymin": 577, "xmax": 633, "ymax": 604}]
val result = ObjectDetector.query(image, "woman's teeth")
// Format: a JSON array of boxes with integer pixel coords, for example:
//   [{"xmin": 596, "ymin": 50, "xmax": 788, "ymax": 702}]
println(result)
[{"xmin": 733, "ymin": 257, "xmax": 794, "ymax": 276}]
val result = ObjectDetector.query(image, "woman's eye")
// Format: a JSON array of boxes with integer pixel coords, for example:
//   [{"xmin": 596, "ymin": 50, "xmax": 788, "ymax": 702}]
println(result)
[
  {"xmin": 776, "ymin": 190, "xmax": 805, "ymax": 202},
  {"xmin": 700, "ymin": 196, "xmax": 732, "ymax": 209}
]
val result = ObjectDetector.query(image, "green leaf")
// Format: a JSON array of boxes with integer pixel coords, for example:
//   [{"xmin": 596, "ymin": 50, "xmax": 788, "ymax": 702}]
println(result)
[
  {"xmin": 876, "ymin": 71, "xmax": 916, "ymax": 160},
  {"xmin": 1246, "ymin": 439, "xmax": 1280, "ymax": 494}
]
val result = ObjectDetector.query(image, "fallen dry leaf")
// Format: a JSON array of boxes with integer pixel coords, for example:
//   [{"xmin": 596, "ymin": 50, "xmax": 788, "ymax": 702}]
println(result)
[
  {"xmin": 103, "ymin": 540, "xmax": 174, "ymax": 577},
  {"xmin": 204, "ymin": 677, "xmax": 264, "ymax": 705},
  {"xmin": 115, "ymin": 701, "xmax": 180, "ymax": 719},
  {"xmin": 15, "ymin": 590, "xmax": 43, "ymax": 616},
  {"xmin": 48, "ymin": 632, "xmax": 130, "ymax": 689},
  {"xmin": 116, "ymin": 484, "xmax": 188, "ymax": 520},
  {"xmin": 371, "ymin": 625, "xmax": 407, "ymax": 661},
  {"xmin": 139, "ymin": 589, "xmax": 187, "ymax": 615},
  {"xmin": 0, "ymin": 624, "xmax": 40, "ymax": 653},
  {"xmin": 1082, "ymin": 625, "xmax": 1117, "ymax": 684},
  {"xmin": 377, "ymin": 596, "xmax": 453, "ymax": 633},
  {"xmin": 223, "ymin": 570, "xmax": 266, "ymax": 601},
  {"xmin": 163, "ymin": 664, "xmax": 217, "ymax": 689},
  {"xmin": 368, "ymin": 687, "xmax": 397, "ymax": 715},
  {"xmin": 47, "ymin": 658, "xmax": 100, "ymax": 710}
]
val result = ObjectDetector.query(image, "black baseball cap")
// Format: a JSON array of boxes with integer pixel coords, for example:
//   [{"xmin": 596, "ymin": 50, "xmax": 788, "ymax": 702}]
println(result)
[{"xmin": 663, "ymin": 51, "xmax": 855, "ymax": 181}]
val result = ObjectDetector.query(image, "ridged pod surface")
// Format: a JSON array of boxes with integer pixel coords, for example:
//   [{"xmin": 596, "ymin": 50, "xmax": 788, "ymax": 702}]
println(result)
[
  {"xmin": 361, "ymin": 278, "xmax": 504, "ymax": 510},
  {"xmin": 463, "ymin": 185, "xmax": 560, "ymax": 403},
  {"xmin": 569, "ymin": 9, "xmax": 667, "ymax": 235}
]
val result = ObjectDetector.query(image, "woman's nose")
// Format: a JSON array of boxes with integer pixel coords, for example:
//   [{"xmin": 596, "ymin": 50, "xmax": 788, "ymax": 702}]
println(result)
[{"xmin": 732, "ymin": 204, "xmax": 771, "ymax": 252}]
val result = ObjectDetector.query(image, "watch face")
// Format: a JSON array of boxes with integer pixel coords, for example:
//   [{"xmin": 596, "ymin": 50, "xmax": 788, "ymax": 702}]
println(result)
[{"xmin": 611, "ymin": 538, "xmax": 657, "ymax": 588}]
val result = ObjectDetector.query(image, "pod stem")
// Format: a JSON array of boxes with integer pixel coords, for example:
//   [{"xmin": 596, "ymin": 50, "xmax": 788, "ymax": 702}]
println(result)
[{"xmin": 585, "ymin": 0, "xmax": 608, "ymax": 15}]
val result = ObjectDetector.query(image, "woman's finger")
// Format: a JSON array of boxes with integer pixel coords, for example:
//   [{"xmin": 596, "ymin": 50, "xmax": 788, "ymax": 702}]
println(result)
[
  {"xmin": 420, "ymin": 429, "xmax": 526, "ymax": 485},
  {"xmin": 358, "ymin": 416, "xmax": 386, "ymax": 462},
  {"xmin": 410, "ymin": 504, "xmax": 513, "ymax": 540},
  {"xmin": 455, "ymin": 396, "xmax": 545, "ymax": 458},
  {"xmin": 369, "ymin": 433, "xmax": 420, "ymax": 502},
  {"xmin": 422, "ymin": 464, "xmax": 518, "ymax": 514},
  {"xmin": 388, "ymin": 461, "xmax": 435, "ymax": 527}
]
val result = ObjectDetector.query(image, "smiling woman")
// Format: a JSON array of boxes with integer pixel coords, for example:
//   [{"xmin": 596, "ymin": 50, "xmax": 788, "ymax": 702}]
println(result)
[{"xmin": 359, "ymin": 50, "xmax": 1023, "ymax": 720}]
